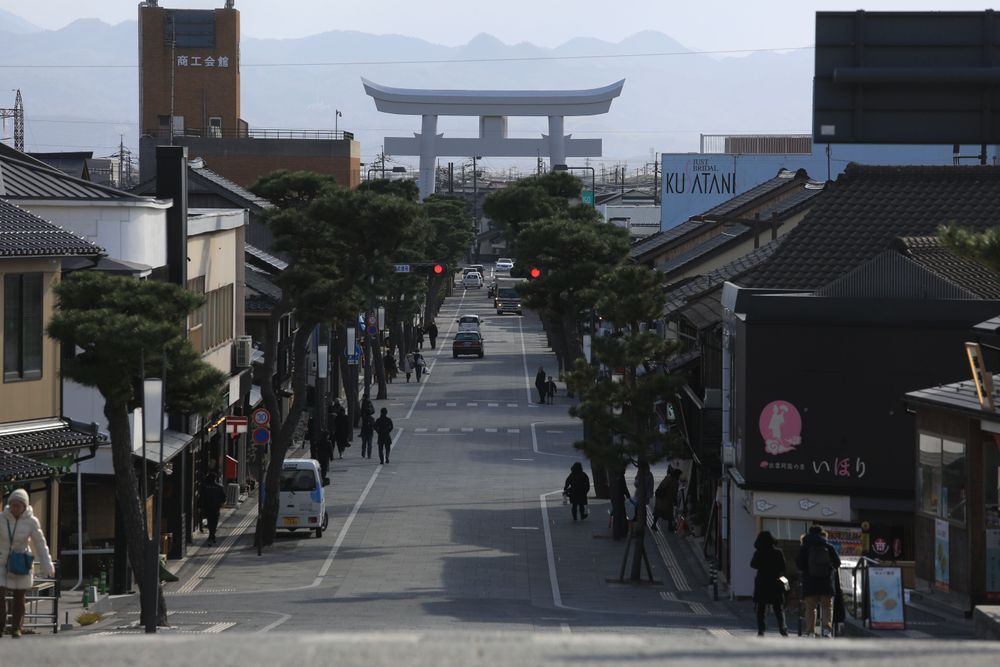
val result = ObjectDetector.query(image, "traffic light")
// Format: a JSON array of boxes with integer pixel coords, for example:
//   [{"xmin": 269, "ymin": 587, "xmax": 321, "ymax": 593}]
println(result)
[
  {"xmin": 433, "ymin": 264, "xmax": 445, "ymax": 275},
  {"xmin": 528, "ymin": 267, "xmax": 542, "ymax": 280}
]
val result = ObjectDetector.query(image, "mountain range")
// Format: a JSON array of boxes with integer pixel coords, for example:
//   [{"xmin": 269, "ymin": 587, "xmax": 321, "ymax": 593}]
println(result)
[{"xmin": 0, "ymin": 12, "xmax": 814, "ymax": 171}]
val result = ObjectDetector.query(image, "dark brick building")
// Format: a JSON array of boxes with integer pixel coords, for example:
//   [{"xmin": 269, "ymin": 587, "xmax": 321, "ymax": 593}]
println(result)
[{"xmin": 138, "ymin": 1, "xmax": 360, "ymax": 188}]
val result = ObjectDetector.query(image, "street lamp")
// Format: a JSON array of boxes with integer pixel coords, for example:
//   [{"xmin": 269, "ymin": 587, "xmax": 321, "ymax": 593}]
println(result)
[
  {"xmin": 335, "ymin": 109, "xmax": 343, "ymax": 136},
  {"xmin": 552, "ymin": 163, "xmax": 596, "ymax": 207},
  {"xmin": 141, "ymin": 376, "xmax": 164, "ymax": 634}
]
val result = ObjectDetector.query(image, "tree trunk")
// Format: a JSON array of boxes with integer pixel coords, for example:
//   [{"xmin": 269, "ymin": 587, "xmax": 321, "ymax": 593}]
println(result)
[
  {"xmin": 609, "ymin": 468, "xmax": 629, "ymax": 540},
  {"xmin": 257, "ymin": 322, "xmax": 312, "ymax": 547},
  {"xmin": 372, "ymin": 329, "xmax": 388, "ymax": 400},
  {"xmin": 104, "ymin": 398, "xmax": 168, "ymax": 626},
  {"xmin": 630, "ymin": 460, "xmax": 651, "ymax": 581}
]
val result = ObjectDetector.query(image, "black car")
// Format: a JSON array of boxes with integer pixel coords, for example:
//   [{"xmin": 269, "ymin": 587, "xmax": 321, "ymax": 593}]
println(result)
[{"xmin": 452, "ymin": 331, "xmax": 484, "ymax": 358}]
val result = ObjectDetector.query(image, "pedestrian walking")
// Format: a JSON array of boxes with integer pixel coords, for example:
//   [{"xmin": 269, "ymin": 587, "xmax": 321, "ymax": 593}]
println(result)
[
  {"xmin": 796, "ymin": 525, "xmax": 841, "ymax": 637},
  {"xmin": 374, "ymin": 408, "xmax": 394, "ymax": 464},
  {"xmin": 427, "ymin": 321, "xmax": 438, "ymax": 349},
  {"xmin": 416, "ymin": 324, "xmax": 425, "ymax": 350},
  {"xmin": 200, "ymin": 472, "xmax": 227, "ymax": 546},
  {"xmin": 1, "ymin": 489, "xmax": 54, "ymax": 638},
  {"xmin": 403, "ymin": 353, "xmax": 414, "ymax": 383},
  {"xmin": 384, "ymin": 352, "xmax": 397, "ymax": 383},
  {"xmin": 563, "ymin": 462, "xmax": 591, "ymax": 520},
  {"xmin": 751, "ymin": 530, "xmax": 789, "ymax": 637},
  {"xmin": 414, "ymin": 352, "xmax": 426, "ymax": 383},
  {"xmin": 546, "ymin": 376, "xmax": 557, "ymax": 404},
  {"xmin": 535, "ymin": 366, "xmax": 547, "ymax": 404},
  {"xmin": 652, "ymin": 468, "xmax": 681, "ymax": 532},
  {"xmin": 315, "ymin": 427, "xmax": 333, "ymax": 482},
  {"xmin": 360, "ymin": 409, "xmax": 375, "ymax": 459},
  {"xmin": 333, "ymin": 406, "xmax": 350, "ymax": 459}
]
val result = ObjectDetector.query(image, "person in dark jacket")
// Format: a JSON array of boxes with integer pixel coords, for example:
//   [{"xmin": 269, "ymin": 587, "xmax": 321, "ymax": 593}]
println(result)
[
  {"xmin": 333, "ymin": 406, "xmax": 350, "ymax": 459},
  {"xmin": 796, "ymin": 525, "xmax": 841, "ymax": 637},
  {"xmin": 427, "ymin": 321, "xmax": 438, "ymax": 349},
  {"xmin": 314, "ymin": 428, "xmax": 333, "ymax": 483},
  {"xmin": 374, "ymin": 408, "xmax": 394, "ymax": 464},
  {"xmin": 535, "ymin": 366, "xmax": 547, "ymax": 404},
  {"xmin": 563, "ymin": 462, "xmax": 591, "ymax": 520},
  {"xmin": 652, "ymin": 468, "xmax": 681, "ymax": 532},
  {"xmin": 360, "ymin": 408, "xmax": 375, "ymax": 460},
  {"xmin": 751, "ymin": 530, "xmax": 788, "ymax": 636},
  {"xmin": 200, "ymin": 473, "xmax": 227, "ymax": 546},
  {"xmin": 384, "ymin": 353, "xmax": 397, "ymax": 383}
]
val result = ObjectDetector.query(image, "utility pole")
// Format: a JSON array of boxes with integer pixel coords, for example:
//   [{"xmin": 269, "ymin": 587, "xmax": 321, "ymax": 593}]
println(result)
[{"xmin": 0, "ymin": 89, "xmax": 24, "ymax": 152}]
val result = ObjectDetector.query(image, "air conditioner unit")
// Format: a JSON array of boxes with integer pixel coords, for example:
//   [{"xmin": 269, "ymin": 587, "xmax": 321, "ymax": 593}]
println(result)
[{"xmin": 235, "ymin": 335, "xmax": 252, "ymax": 368}]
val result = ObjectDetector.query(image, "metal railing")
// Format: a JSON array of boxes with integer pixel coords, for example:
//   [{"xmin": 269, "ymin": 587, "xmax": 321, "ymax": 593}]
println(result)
[
  {"xmin": 142, "ymin": 128, "xmax": 354, "ymax": 141},
  {"xmin": 850, "ymin": 556, "xmax": 881, "ymax": 626}
]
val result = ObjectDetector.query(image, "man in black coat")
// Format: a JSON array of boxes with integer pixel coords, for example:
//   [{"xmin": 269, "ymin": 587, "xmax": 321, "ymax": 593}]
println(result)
[
  {"xmin": 200, "ymin": 472, "xmax": 227, "ymax": 546},
  {"xmin": 427, "ymin": 321, "xmax": 438, "ymax": 350},
  {"xmin": 563, "ymin": 462, "xmax": 591, "ymax": 520},
  {"xmin": 374, "ymin": 408, "xmax": 394, "ymax": 464},
  {"xmin": 333, "ymin": 406, "xmax": 350, "ymax": 459},
  {"xmin": 314, "ymin": 428, "xmax": 333, "ymax": 483},
  {"xmin": 796, "ymin": 525, "xmax": 841, "ymax": 637},
  {"xmin": 535, "ymin": 366, "xmax": 547, "ymax": 404}
]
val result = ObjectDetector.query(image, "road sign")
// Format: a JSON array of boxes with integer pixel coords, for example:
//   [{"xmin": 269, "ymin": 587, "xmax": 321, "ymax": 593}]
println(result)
[
  {"xmin": 581, "ymin": 190, "xmax": 594, "ymax": 206},
  {"xmin": 367, "ymin": 323, "xmax": 378, "ymax": 336},
  {"xmin": 252, "ymin": 408, "xmax": 270, "ymax": 426},
  {"xmin": 252, "ymin": 427, "xmax": 270, "ymax": 446},
  {"xmin": 393, "ymin": 264, "xmax": 410, "ymax": 273},
  {"xmin": 346, "ymin": 343, "xmax": 362, "ymax": 365}
]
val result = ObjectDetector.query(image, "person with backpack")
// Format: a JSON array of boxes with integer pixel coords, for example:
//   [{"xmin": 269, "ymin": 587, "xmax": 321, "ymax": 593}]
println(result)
[
  {"xmin": 374, "ymin": 407, "xmax": 394, "ymax": 464},
  {"xmin": 563, "ymin": 462, "xmax": 590, "ymax": 520},
  {"xmin": 751, "ymin": 530, "xmax": 789, "ymax": 637},
  {"xmin": 360, "ymin": 403, "xmax": 375, "ymax": 460},
  {"xmin": 796, "ymin": 524, "xmax": 841, "ymax": 637}
]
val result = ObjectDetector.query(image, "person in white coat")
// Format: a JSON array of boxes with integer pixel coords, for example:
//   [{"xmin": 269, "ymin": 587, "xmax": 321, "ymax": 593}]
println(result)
[{"xmin": 1, "ymin": 488, "xmax": 54, "ymax": 638}]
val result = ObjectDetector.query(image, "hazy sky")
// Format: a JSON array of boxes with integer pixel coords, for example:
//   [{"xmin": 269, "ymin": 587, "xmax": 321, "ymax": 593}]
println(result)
[{"xmin": 4, "ymin": 0, "xmax": 1000, "ymax": 49}]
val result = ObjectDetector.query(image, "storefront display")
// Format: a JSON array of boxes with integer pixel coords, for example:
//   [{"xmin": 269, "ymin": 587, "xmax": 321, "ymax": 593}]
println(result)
[{"xmin": 868, "ymin": 566, "xmax": 905, "ymax": 630}]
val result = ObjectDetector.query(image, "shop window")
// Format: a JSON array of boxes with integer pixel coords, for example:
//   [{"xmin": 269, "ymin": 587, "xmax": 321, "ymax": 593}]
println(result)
[
  {"xmin": 918, "ymin": 432, "xmax": 966, "ymax": 525},
  {"xmin": 3, "ymin": 273, "xmax": 43, "ymax": 382}
]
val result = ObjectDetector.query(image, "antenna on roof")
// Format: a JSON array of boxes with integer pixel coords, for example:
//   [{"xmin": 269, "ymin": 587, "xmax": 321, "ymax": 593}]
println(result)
[{"xmin": 225, "ymin": 1, "xmax": 235, "ymax": 8}]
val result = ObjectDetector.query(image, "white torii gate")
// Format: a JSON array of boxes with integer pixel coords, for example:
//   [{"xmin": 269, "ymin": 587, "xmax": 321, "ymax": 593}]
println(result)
[{"xmin": 362, "ymin": 78, "xmax": 625, "ymax": 200}]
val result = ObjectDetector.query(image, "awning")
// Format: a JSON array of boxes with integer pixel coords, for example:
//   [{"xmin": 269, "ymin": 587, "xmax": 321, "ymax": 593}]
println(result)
[
  {"xmin": 133, "ymin": 429, "xmax": 194, "ymax": 464},
  {"xmin": 0, "ymin": 450, "xmax": 57, "ymax": 483}
]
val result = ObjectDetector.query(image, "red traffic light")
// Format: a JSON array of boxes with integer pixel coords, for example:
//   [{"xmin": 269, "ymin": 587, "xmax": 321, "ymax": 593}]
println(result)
[
  {"xmin": 529, "ymin": 267, "xmax": 542, "ymax": 279},
  {"xmin": 433, "ymin": 264, "xmax": 445, "ymax": 275}
]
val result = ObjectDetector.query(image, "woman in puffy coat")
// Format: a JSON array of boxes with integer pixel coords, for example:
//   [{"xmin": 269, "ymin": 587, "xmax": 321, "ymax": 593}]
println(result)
[
  {"xmin": 1, "ymin": 488, "xmax": 55, "ymax": 638},
  {"xmin": 563, "ymin": 462, "xmax": 591, "ymax": 521},
  {"xmin": 751, "ymin": 530, "xmax": 788, "ymax": 637}
]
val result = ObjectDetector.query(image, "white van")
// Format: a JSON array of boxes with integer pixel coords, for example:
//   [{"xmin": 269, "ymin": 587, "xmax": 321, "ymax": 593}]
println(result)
[
  {"xmin": 278, "ymin": 459, "xmax": 328, "ymax": 538},
  {"xmin": 462, "ymin": 271, "xmax": 483, "ymax": 289}
]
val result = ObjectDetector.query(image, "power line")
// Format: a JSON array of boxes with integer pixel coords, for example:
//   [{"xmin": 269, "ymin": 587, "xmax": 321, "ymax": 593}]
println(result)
[{"xmin": 0, "ymin": 44, "xmax": 814, "ymax": 69}]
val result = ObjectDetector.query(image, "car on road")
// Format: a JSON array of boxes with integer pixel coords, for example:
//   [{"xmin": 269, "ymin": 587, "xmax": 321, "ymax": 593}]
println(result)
[
  {"xmin": 453, "ymin": 331, "xmax": 485, "ymax": 358},
  {"xmin": 495, "ymin": 257, "xmax": 514, "ymax": 272},
  {"xmin": 278, "ymin": 459, "xmax": 328, "ymax": 538},
  {"xmin": 456, "ymin": 314, "xmax": 482, "ymax": 332},
  {"xmin": 495, "ymin": 286, "xmax": 523, "ymax": 315},
  {"xmin": 462, "ymin": 271, "xmax": 483, "ymax": 289}
]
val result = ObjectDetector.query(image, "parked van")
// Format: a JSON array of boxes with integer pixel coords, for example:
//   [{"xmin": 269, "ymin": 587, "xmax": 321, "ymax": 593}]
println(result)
[{"xmin": 278, "ymin": 459, "xmax": 328, "ymax": 538}]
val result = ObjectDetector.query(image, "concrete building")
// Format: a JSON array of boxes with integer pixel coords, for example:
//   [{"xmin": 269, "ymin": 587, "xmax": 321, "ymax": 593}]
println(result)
[{"xmin": 138, "ymin": 1, "xmax": 360, "ymax": 188}]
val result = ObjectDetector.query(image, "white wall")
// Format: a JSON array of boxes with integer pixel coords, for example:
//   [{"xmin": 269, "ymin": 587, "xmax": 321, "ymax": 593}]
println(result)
[
  {"xmin": 729, "ymin": 492, "xmax": 759, "ymax": 598},
  {"xmin": 18, "ymin": 202, "xmax": 168, "ymax": 267}
]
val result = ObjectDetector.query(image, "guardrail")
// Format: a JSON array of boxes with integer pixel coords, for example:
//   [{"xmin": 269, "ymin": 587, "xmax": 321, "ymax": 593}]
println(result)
[
  {"xmin": 2, "ymin": 560, "xmax": 61, "ymax": 634},
  {"xmin": 142, "ymin": 128, "xmax": 354, "ymax": 141}
]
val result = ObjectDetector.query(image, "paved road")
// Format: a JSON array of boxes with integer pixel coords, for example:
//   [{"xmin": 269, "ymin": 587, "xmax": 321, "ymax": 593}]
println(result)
[{"xmin": 70, "ymin": 284, "xmax": 744, "ymax": 638}]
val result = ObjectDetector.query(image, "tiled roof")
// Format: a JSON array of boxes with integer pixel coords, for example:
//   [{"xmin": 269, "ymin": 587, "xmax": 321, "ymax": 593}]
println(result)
[
  {"xmin": 246, "ymin": 263, "xmax": 283, "ymax": 312},
  {"xmin": 664, "ymin": 237, "xmax": 786, "ymax": 316},
  {"xmin": 246, "ymin": 243, "xmax": 288, "ymax": 272},
  {"xmin": 0, "ymin": 425, "xmax": 101, "ymax": 455},
  {"xmin": 0, "ymin": 152, "xmax": 150, "ymax": 201},
  {"xmin": 0, "ymin": 450, "xmax": 56, "ymax": 483},
  {"xmin": 700, "ymin": 168, "xmax": 806, "ymax": 218},
  {"xmin": 657, "ymin": 223, "xmax": 750, "ymax": 277},
  {"xmin": 192, "ymin": 164, "xmax": 274, "ymax": 211},
  {"xmin": 629, "ymin": 218, "xmax": 707, "ymax": 262},
  {"xmin": 896, "ymin": 236, "xmax": 1000, "ymax": 299},
  {"xmin": 749, "ymin": 182, "xmax": 826, "ymax": 221},
  {"xmin": 746, "ymin": 164, "xmax": 1000, "ymax": 290},
  {"xmin": 133, "ymin": 162, "xmax": 274, "ymax": 212},
  {"xmin": 906, "ymin": 379, "xmax": 1000, "ymax": 422},
  {"xmin": 0, "ymin": 198, "xmax": 104, "ymax": 257}
]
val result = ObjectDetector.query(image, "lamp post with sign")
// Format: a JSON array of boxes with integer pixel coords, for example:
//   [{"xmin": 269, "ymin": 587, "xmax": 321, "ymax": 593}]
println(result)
[
  {"xmin": 251, "ymin": 407, "xmax": 270, "ymax": 556},
  {"xmin": 141, "ymin": 369, "xmax": 164, "ymax": 633}
]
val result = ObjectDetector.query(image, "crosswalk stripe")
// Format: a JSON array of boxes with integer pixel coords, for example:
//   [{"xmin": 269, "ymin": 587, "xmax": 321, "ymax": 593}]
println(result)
[
  {"xmin": 466, "ymin": 402, "xmax": 478, "ymax": 407},
  {"xmin": 437, "ymin": 428, "xmax": 450, "ymax": 433},
  {"xmin": 426, "ymin": 402, "xmax": 438, "ymax": 407},
  {"xmin": 488, "ymin": 402, "xmax": 499, "ymax": 407},
  {"xmin": 507, "ymin": 428, "xmax": 520, "ymax": 434},
  {"xmin": 461, "ymin": 427, "xmax": 473, "ymax": 432},
  {"xmin": 445, "ymin": 402, "xmax": 457, "ymax": 407},
  {"xmin": 485, "ymin": 428, "xmax": 498, "ymax": 433},
  {"xmin": 415, "ymin": 428, "xmax": 428, "ymax": 433},
  {"xmin": 507, "ymin": 403, "xmax": 518, "ymax": 408}
]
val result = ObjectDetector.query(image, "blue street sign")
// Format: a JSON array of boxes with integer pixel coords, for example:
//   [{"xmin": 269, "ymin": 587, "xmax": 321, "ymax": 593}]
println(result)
[
  {"xmin": 367, "ymin": 323, "xmax": 378, "ymax": 336},
  {"xmin": 252, "ymin": 427, "xmax": 270, "ymax": 446},
  {"xmin": 393, "ymin": 264, "xmax": 410, "ymax": 273}
]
